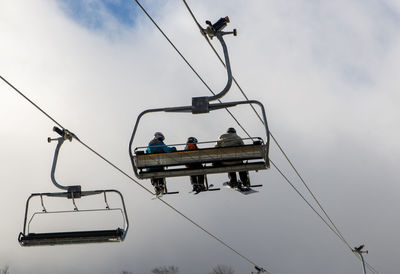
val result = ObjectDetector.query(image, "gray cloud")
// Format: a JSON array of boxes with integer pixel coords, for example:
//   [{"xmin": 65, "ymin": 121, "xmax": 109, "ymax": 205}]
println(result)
[{"xmin": 1, "ymin": 0, "xmax": 399, "ymax": 273}]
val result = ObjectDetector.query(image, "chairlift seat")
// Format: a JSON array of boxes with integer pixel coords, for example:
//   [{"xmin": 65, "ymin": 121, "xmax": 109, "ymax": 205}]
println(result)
[
  {"xmin": 19, "ymin": 190, "xmax": 129, "ymax": 247},
  {"xmin": 18, "ymin": 228, "xmax": 124, "ymax": 246},
  {"xmin": 133, "ymin": 143, "xmax": 269, "ymax": 179}
]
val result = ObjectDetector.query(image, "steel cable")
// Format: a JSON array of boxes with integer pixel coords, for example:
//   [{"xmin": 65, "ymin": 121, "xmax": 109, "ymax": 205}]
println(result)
[
  {"xmin": 1, "ymin": 74, "xmax": 271, "ymax": 273},
  {"xmin": 180, "ymin": 1, "xmax": 378, "ymax": 273},
  {"xmin": 133, "ymin": 0, "xmax": 253, "ymax": 139}
]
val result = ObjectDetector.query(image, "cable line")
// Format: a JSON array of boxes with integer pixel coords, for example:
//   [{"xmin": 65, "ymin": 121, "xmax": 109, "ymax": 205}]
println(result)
[
  {"xmin": 138, "ymin": 0, "xmax": 344, "ymax": 242},
  {"xmin": 81, "ymin": 137, "xmax": 271, "ymax": 273},
  {"xmin": 1, "ymin": 74, "xmax": 271, "ymax": 273},
  {"xmin": 177, "ymin": 7, "xmax": 361, "ymax": 258},
  {"xmin": 141, "ymin": 1, "xmax": 378, "ymax": 272},
  {"xmin": 133, "ymin": 0, "xmax": 253, "ymax": 139},
  {"xmin": 0, "ymin": 75, "xmax": 63, "ymax": 129},
  {"xmin": 181, "ymin": 0, "xmax": 265, "ymax": 125},
  {"xmin": 179, "ymin": 2, "xmax": 382, "ymax": 273},
  {"xmin": 132, "ymin": 0, "xmax": 352, "ymax": 272},
  {"xmin": 181, "ymin": 0, "xmax": 346, "ymax": 240},
  {"xmin": 182, "ymin": 3, "xmax": 379, "ymax": 270}
]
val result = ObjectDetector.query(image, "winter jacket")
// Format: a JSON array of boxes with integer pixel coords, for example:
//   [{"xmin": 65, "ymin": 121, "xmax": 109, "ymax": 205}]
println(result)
[
  {"xmin": 216, "ymin": 132, "xmax": 244, "ymax": 147},
  {"xmin": 145, "ymin": 139, "xmax": 176, "ymax": 172},
  {"xmin": 146, "ymin": 139, "xmax": 177, "ymax": 154},
  {"xmin": 185, "ymin": 143, "xmax": 198, "ymax": 150},
  {"xmin": 185, "ymin": 143, "xmax": 201, "ymax": 168},
  {"xmin": 216, "ymin": 132, "xmax": 244, "ymax": 165}
]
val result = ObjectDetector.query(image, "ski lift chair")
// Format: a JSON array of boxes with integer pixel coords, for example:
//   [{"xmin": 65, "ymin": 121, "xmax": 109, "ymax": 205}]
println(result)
[
  {"xmin": 129, "ymin": 17, "xmax": 270, "ymax": 191},
  {"xmin": 18, "ymin": 127, "xmax": 129, "ymax": 246}
]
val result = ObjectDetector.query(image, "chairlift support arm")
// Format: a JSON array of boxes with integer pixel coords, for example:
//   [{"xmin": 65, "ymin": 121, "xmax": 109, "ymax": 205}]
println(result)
[
  {"xmin": 206, "ymin": 32, "xmax": 232, "ymax": 102},
  {"xmin": 192, "ymin": 17, "xmax": 237, "ymax": 113},
  {"xmin": 48, "ymin": 127, "xmax": 81, "ymax": 195},
  {"xmin": 353, "ymin": 245, "xmax": 368, "ymax": 274}
]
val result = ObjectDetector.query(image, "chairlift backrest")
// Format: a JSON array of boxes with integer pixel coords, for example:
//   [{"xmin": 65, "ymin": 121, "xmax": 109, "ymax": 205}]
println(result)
[{"xmin": 132, "ymin": 138, "xmax": 269, "ymax": 179}]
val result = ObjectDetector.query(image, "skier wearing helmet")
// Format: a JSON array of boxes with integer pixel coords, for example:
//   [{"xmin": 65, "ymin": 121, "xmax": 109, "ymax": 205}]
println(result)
[
  {"xmin": 185, "ymin": 137, "xmax": 206, "ymax": 193},
  {"xmin": 146, "ymin": 132, "xmax": 177, "ymax": 195}
]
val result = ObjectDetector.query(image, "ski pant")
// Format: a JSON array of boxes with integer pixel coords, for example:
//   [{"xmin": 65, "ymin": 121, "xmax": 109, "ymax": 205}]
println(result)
[{"xmin": 228, "ymin": 171, "xmax": 250, "ymax": 186}]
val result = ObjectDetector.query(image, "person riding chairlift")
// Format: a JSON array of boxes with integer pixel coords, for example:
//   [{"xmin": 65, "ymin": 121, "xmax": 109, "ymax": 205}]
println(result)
[
  {"xmin": 185, "ymin": 137, "xmax": 206, "ymax": 193},
  {"xmin": 146, "ymin": 132, "xmax": 177, "ymax": 195},
  {"xmin": 216, "ymin": 127, "xmax": 250, "ymax": 189}
]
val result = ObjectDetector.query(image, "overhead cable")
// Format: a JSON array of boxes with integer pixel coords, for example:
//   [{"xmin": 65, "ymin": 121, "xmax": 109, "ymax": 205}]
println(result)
[
  {"xmin": 133, "ymin": 0, "xmax": 253, "ymax": 139},
  {"xmin": 135, "ymin": 0, "xmax": 345, "ymax": 247},
  {"xmin": 0, "ymin": 75, "xmax": 63, "ymax": 128},
  {"xmin": 0, "ymin": 74, "xmax": 271, "ymax": 274},
  {"xmin": 141, "ymin": 1, "xmax": 378, "ymax": 272},
  {"xmin": 180, "ymin": 3, "xmax": 379, "ymax": 273}
]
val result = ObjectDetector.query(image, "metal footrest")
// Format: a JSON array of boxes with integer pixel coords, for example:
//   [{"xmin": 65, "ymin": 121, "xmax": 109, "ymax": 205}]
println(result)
[{"xmin": 18, "ymin": 229, "xmax": 124, "ymax": 246}]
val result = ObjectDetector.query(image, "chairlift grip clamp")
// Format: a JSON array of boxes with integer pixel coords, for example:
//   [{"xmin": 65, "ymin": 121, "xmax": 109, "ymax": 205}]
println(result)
[
  {"xmin": 48, "ymin": 126, "xmax": 74, "ymax": 143},
  {"xmin": 254, "ymin": 266, "xmax": 266, "ymax": 273},
  {"xmin": 205, "ymin": 16, "xmax": 237, "ymax": 39}
]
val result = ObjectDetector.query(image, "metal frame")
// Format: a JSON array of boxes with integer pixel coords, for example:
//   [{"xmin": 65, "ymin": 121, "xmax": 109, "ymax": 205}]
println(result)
[
  {"xmin": 129, "ymin": 100, "xmax": 270, "ymax": 179},
  {"xmin": 19, "ymin": 127, "xmax": 130, "ymax": 246},
  {"xmin": 18, "ymin": 190, "xmax": 129, "ymax": 246},
  {"xmin": 128, "ymin": 17, "xmax": 270, "ymax": 181}
]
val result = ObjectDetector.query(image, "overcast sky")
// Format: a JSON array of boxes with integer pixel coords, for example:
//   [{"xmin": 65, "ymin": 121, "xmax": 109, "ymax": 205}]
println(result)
[{"xmin": 1, "ymin": 1, "xmax": 400, "ymax": 273}]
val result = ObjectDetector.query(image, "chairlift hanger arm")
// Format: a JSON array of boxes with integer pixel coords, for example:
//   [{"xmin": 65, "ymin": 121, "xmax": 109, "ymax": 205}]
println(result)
[
  {"xmin": 49, "ymin": 137, "xmax": 68, "ymax": 191},
  {"xmin": 47, "ymin": 126, "xmax": 82, "ymax": 194},
  {"xmin": 192, "ymin": 17, "xmax": 237, "ymax": 113},
  {"xmin": 48, "ymin": 127, "xmax": 70, "ymax": 191},
  {"xmin": 206, "ymin": 32, "xmax": 232, "ymax": 102}
]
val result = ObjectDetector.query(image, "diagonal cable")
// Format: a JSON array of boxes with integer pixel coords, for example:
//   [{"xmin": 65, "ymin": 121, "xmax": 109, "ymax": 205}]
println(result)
[
  {"xmin": 180, "ymin": 1, "xmax": 378, "ymax": 273},
  {"xmin": 181, "ymin": 0, "xmax": 344, "ymax": 238},
  {"xmin": 1, "ymin": 74, "xmax": 271, "ymax": 273},
  {"xmin": 133, "ymin": 0, "xmax": 252, "ymax": 138},
  {"xmin": 181, "ymin": 0, "xmax": 265, "ymax": 124},
  {"xmin": 134, "ymin": 0, "xmax": 352, "ymax": 268},
  {"xmin": 0, "ymin": 75, "xmax": 63, "ymax": 128}
]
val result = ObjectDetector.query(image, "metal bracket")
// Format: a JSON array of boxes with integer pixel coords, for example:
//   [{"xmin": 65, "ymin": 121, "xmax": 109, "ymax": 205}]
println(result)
[
  {"xmin": 67, "ymin": 185, "xmax": 82, "ymax": 199},
  {"xmin": 254, "ymin": 266, "xmax": 266, "ymax": 273},
  {"xmin": 40, "ymin": 195, "xmax": 47, "ymax": 212},
  {"xmin": 192, "ymin": 96, "xmax": 210, "ymax": 114},
  {"xmin": 205, "ymin": 17, "xmax": 237, "ymax": 40}
]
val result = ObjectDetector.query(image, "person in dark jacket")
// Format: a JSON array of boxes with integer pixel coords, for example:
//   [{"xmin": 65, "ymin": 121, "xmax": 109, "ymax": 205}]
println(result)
[
  {"xmin": 146, "ymin": 132, "xmax": 177, "ymax": 195},
  {"xmin": 216, "ymin": 127, "xmax": 250, "ymax": 189},
  {"xmin": 185, "ymin": 137, "xmax": 206, "ymax": 193}
]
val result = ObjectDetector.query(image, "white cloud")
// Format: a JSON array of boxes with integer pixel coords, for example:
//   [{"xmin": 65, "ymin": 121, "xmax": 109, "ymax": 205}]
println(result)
[{"xmin": 1, "ymin": 1, "xmax": 399, "ymax": 273}]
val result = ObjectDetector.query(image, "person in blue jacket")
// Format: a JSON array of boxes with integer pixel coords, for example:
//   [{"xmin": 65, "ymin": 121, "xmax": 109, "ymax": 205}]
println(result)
[{"xmin": 146, "ymin": 132, "xmax": 177, "ymax": 195}]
